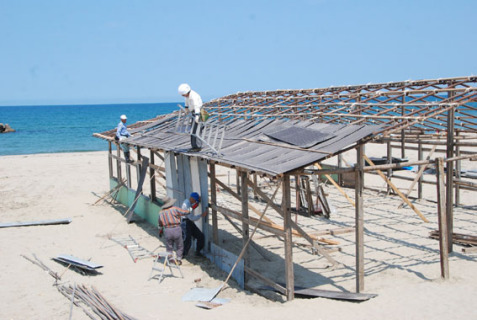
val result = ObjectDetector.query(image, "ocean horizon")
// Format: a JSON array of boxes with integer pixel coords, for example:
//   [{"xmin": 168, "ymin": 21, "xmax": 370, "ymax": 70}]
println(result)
[{"xmin": 0, "ymin": 102, "xmax": 179, "ymax": 156}]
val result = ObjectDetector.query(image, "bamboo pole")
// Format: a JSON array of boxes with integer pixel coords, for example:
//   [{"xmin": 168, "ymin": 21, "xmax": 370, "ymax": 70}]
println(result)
[
  {"xmin": 315, "ymin": 163, "xmax": 355, "ymax": 207},
  {"xmin": 363, "ymin": 155, "xmax": 429, "ymax": 223}
]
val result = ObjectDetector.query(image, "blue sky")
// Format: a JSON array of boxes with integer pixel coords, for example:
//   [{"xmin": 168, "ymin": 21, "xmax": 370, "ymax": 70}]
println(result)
[{"xmin": 1, "ymin": 0, "xmax": 476, "ymax": 106}]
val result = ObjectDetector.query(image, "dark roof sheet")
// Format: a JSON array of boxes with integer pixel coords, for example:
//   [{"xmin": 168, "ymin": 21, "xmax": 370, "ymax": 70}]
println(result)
[{"xmin": 96, "ymin": 114, "xmax": 381, "ymax": 176}]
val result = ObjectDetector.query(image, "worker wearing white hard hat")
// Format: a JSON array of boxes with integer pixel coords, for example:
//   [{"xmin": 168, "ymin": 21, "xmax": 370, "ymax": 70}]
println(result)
[
  {"xmin": 178, "ymin": 83, "xmax": 203, "ymax": 151},
  {"xmin": 116, "ymin": 114, "xmax": 134, "ymax": 163}
]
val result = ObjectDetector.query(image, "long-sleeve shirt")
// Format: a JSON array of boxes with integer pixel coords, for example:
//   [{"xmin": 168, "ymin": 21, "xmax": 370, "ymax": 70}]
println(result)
[
  {"xmin": 158, "ymin": 206, "xmax": 189, "ymax": 228},
  {"xmin": 184, "ymin": 90, "xmax": 203, "ymax": 115},
  {"xmin": 116, "ymin": 122, "xmax": 131, "ymax": 139},
  {"xmin": 181, "ymin": 199, "xmax": 203, "ymax": 222}
]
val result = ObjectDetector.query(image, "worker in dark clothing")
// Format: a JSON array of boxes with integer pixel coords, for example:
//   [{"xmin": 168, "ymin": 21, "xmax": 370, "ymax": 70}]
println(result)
[{"xmin": 181, "ymin": 192, "xmax": 208, "ymax": 257}]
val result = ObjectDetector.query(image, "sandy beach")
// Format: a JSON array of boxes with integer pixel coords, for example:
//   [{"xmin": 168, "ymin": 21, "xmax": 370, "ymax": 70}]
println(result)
[{"xmin": 1, "ymin": 149, "xmax": 477, "ymax": 320}]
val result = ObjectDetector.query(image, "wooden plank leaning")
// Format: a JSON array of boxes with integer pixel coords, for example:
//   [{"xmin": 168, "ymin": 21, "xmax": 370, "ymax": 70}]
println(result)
[
  {"xmin": 363, "ymin": 155, "xmax": 429, "ymax": 223},
  {"xmin": 245, "ymin": 177, "xmax": 339, "ymax": 267},
  {"xmin": 398, "ymin": 145, "xmax": 437, "ymax": 209},
  {"xmin": 314, "ymin": 163, "xmax": 355, "ymax": 207}
]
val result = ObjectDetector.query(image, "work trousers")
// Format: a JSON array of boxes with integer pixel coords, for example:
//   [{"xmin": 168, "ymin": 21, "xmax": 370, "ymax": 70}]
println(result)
[
  {"xmin": 181, "ymin": 219, "xmax": 205, "ymax": 257},
  {"xmin": 190, "ymin": 121, "xmax": 202, "ymax": 149},
  {"xmin": 164, "ymin": 226, "xmax": 184, "ymax": 259}
]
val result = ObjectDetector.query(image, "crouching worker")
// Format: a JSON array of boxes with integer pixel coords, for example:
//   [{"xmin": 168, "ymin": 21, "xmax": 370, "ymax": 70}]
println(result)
[
  {"xmin": 181, "ymin": 192, "xmax": 208, "ymax": 258},
  {"xmin": 116, "ymin": 114, "xmax": 133, "ymax": 163},
  {"xmin": 158, "ymin": 197, "xmax": 190, "ymax": 265}
]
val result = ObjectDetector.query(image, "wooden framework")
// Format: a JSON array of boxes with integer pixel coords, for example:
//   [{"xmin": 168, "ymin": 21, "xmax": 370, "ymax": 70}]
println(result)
[{"xmin": 94, "ymin": 76, "xmax": 477, "ymax": 301}]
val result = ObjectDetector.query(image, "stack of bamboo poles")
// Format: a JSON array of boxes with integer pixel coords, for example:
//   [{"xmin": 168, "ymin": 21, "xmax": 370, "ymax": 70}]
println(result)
[{"xmin": 57, "ymin": 284, "xmax": 137, "ymax": 320}]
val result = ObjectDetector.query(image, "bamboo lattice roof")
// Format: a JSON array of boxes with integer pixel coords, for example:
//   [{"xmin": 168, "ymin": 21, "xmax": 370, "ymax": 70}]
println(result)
[{"xmin": 94, "ymin": 76, "xmax": 477, "ymax": 175}]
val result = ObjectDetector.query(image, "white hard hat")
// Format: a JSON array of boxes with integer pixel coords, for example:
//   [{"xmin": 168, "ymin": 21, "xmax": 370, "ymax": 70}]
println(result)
[
  {"xmin": 120, "ymin": 114, "xmax": 127, "ymax": 120},
  {"xmin": 178, "ymin": 83, "xmax": 191, "ymax": 96}
]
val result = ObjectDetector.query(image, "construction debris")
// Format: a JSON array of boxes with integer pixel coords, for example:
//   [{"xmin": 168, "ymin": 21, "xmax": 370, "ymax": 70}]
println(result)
[
  {"xmin": 0, "ymin": 218, "xmax": 72, "ymax": 228},
  {"xmin": 57, "ymin": 284, "xmax": 137, "ymax": 320},
  {"xmin": 429, "ymin": 230, "xmax": 477, "ymax": 246},
  {"xmin": 110, "ymin": 235, "xmax": 157, "ymax": 262},
  {"xmin": 52, "ymin": 254, "xmax": 103, "ymax": 274}
]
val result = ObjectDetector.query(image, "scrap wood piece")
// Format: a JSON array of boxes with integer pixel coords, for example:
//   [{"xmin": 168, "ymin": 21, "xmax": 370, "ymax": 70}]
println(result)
[
  {"xmin": 264, "ymin": 284, "xmax": 377, "ymax": 301},
  {"xmin": 53, "ymin": 254, "xmax": 103, "ymax": 274},
  {"xmin": 126, "ymin": 156, "xmax": 149, "ymax": 223},
  {"xmin": 58, "ymin": 284, "xmax": 137, "ymax": 320},
  {"xmin": 398, "ymin": 145, "xmax": 437, "ymax": 209},
  {"xmin": 21, "ymin": 253, "xmax": 61, "ymax": 281},
  {"xmin": 0, "ymin": 218, "xmax": 72, "ymax": 228},
  {"xmin": 92, "ymin": 179, "xmax": 125, "ymax": 205},
  {"xmin": 363, "ymin": 155, "xmax": 429, "ymax": 223},
  {"xmin": 315, "ymin": 163, "xmax": 355, "ymax": 207},
  {"xmin": 429, "ymin": 230, "xmax": 477, "ymax": 246}
]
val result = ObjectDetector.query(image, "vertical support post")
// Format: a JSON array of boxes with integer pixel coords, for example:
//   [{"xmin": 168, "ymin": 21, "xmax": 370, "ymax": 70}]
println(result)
[
  {"xmin": 236, "ymin": 168, "xmax": 241, "ymax": 196},
  {"xmin": 401, "ymin": 102, "xmax": 406, "ymax": 158},
  {"xmin": 137, "ymin": 147, "xmax": 142, "ymax": 187},
  {"xmin": 150, "ymin": 150, "xmax": 156, "ymax": 203},
  {"xmin": 455, "ymin": 131, "xmax": 461, "ymax": 206},
  {"xmin": 253, "ymin": 174, "xmax": 259, "ymax": 200},
  {"xmin": 386, "ymin": 140, "xmax": 392, "ymax": 194},
  {"xmin": 116, "ymin": 144, "xmax": 122, "ymax": 182},
  {"xmin": 210, "ymin": 163, "xmax": 218, "ymax": 245},
  {"xmin": 418, "ymin": 141, "xmax": 423, "ymax": 200},
  {"xmin": 295, "ymin": 175, "xmax": 300, "ymax": 212},
  {"xmin": 446, "ymin": 103, "xmax": 455, "ymax": 253},
  {"xmin": 108, "ymin": 141, "xmax": 113, "ymax": 179},
  {"xmin": 283, "ymin": 174, "xmax": 294, "ymax": 301},
  {"xmin": 355, "ymin": 144, "xmax": 365, "ymax": 292},
  {"xmin": 436, "ymin": 158, "xmax": 449, "ymax": 279},
  {"xmin": 338, "ymin": 154, "xmax": 343, "ymax": 186},
  {"xmin": 240, "ymin": 171, "xmax": 250, "ymax": 281}
]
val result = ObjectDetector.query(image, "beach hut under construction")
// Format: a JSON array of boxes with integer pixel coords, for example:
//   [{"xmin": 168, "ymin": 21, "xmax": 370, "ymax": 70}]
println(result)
[{"xmin": 94, "ymin": 75, "xmax": 477, "ymax": 301}]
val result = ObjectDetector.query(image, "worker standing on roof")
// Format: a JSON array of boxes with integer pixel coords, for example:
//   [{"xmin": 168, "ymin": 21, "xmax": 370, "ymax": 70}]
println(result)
[
  {"xmin": 178, "ymin": 83, "xmax": 203, "ymax": 151},
  {"xmin": 181, "ymin": 192, "xmax": 208, "ymax": 258},
  {"xmin": 116, "ymin": 115, "xmax": 134, "ymax": 163}
]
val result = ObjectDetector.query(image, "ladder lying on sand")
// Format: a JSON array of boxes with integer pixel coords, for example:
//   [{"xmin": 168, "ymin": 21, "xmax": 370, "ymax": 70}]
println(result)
[
  {"xmin": 110, "ymin": 235, "xmax": 157, "ymax": 263},
  {"xmin": 149, "ymin": 252, "xmax": 183, "ymax": 283}
]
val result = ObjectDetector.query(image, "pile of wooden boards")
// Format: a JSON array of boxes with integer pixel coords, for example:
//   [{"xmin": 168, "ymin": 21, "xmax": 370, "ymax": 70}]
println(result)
[{"xmin": 429, "ymin": 230, "xmax": 477, "ymax": 246}]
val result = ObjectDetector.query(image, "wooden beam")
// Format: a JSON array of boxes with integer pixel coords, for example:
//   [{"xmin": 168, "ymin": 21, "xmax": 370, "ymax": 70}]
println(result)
[
  {"xmin": 363, "ymin": 155, "xmax": 429, "ymax": 223},
  {"xmin": 398, "ymin": 145, "xmax": 436, "ymax": 209},
  {"xmin": 355, "ymin": 144, "xmax": 365, "ymax": 293},
  {"xmin": 241, "ymin": 171, "xmax": 250, "ymax": 273},
  {"xmin": 244, "ymin": 266, "xmax": 286, "ymax": 295},
  {"xmin": 436, "ymin": 157, "xmax": 450, "ymax": 279},
  {"xmin": 283, "ymin": 175, "xmax": 294, "ymax": 301},
  {"xmin": 209, "ymin": 173, "xmax": 275, "ymax": 225},
  {"xmin": 245, "ymin": 178, "xmax": 339, "ymax": 263},
  {"xmin": 314, "ymin": 163, "xmax": 355, "ymax": 207},
  {"xmin": 210, "ymin": 163, "xmax": 219, "ymax": 245}
]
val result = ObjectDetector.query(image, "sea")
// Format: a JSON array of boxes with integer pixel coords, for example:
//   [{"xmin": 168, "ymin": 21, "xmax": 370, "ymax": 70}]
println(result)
[{"xmin": 0, "ymin": 103, "xmax": 178, "ymax": 156}]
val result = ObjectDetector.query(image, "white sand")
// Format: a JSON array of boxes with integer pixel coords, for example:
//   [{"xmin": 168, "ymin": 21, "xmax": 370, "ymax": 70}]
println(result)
[{"xmin": 1, "ymin": 149, "xmax": 476, "ymax": 320}]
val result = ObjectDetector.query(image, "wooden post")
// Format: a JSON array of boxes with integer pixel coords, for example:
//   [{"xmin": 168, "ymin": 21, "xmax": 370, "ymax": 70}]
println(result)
[
  {"xmin": 283, "ymin": 174, "xmax": 294, "ymax": 301},
  {"xmin": 210, "ymin": 163, "xmax": 219, "ymax": 245},
  {"xmin": 418, "ymin": 141, "xmax": 423, "ymax": 200},
  {"xmin": 401, "ymin": 102, "xmax": 406, "ymax": 158},
  {"xmin": 150, "ymin": 150, "xmax": 156, "ymax": 202},
  {"xmin": 240, "ymin": 171, "xmax": 250, "ymax": 280},
  {"xmin": 295, "ymin": 175, "xmax": 301, "ymax": 212},
  {"xmin": 446, "ymin": 102, "xmax": 455, "ymax": 253},
  {"xmin": 387, "ymin": 140, "xmax": 392, "ymax": 195},
  {"xmin": 236, "ymin": 168, "xmax": 241, "ymax": 196},
  {"xmin": 355, "ymin": 144, "xmax": 365, "ymax": 292},
  {"xmin": 337, "ymin": 154, "xmax": 343, "ymax": 186},
  {"xmin": 436, "ymin": 158, "xmax": 449, "ymax": 279},
  {"xmin": 108, "ymin": 141, "xmax": 113, "ymax": 179},
  {"xmin": 137, "ymin": 147, "xmax": 142, "ymax": 187},
  {"xmin": 253, "ymin": 174, "xmax": 259, "ymax": 200},
  {"xmin": 455, "ymin": 131, "xmax": 461, "ymax": 206},
  {"xmin": 116, "ymin": 145, "xmax": 122, "ymax": 183}
]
